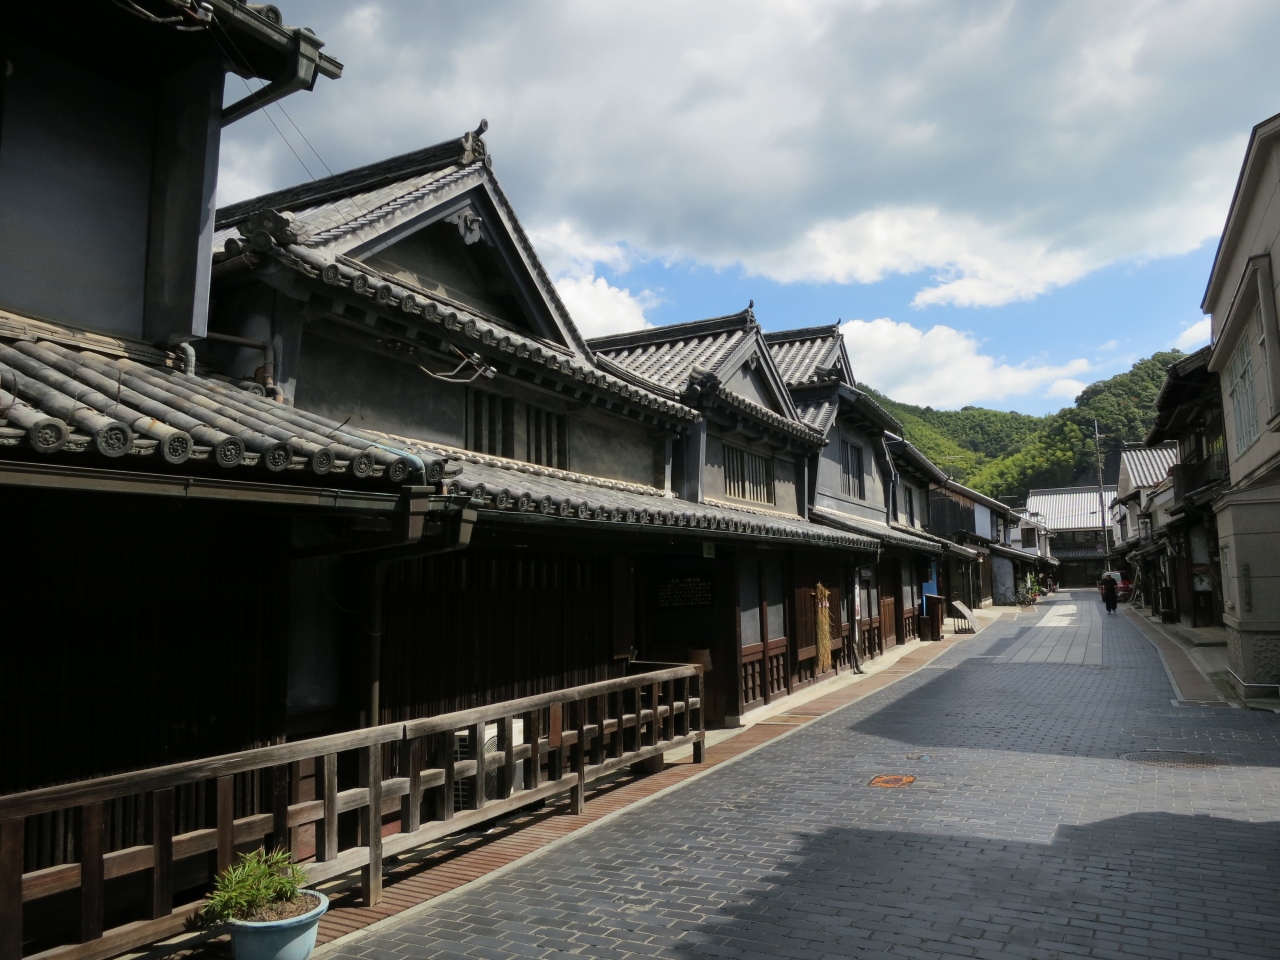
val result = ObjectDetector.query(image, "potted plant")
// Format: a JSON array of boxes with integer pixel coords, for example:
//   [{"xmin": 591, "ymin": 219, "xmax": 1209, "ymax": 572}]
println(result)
[{"xmin": 202, "ymin": 848, "xmax": 328, "ymax": 960}]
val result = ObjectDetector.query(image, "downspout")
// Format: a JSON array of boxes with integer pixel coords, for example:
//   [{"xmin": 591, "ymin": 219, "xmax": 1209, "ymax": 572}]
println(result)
[
  {"xmin": 175, "ymin": 342, "xmax": 196, "ymax": 376},
  {"xmin": 204, "ymin": 331, "xmax": 284, "ymax": 400}
]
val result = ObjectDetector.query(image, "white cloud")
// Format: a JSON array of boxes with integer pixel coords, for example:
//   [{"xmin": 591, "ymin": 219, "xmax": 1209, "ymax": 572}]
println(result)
[
  {"xmin": 554, "ymin": 275, "xmax": 655, "ymax": 339},
  {"xmin": 840, "ymin": 318, "xmax": 1091, "ymax": 407},
  {"xmin": 1174, "ymin": 317, "xmax": 1211, "ymax": 351},
  {"xmin": 528, "ymin": 222, "xmax": 633, "ymax": 281},
  {"xmin": 219, "ymin": 0, "xmax": 1280, "ymax": 306},
  {"xmin": 743, "ymin": 207, "xmax": 1093, "ymax": 307}
]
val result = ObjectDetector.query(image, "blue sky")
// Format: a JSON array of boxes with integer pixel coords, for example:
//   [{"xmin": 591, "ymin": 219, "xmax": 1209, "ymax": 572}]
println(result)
[{"xmin": 218, "ymin": 1, "xmax": 1279, "ymax": 415}]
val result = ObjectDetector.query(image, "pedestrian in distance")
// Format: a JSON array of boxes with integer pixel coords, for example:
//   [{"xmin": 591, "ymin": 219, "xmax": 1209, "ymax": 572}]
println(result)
[{"xmin": 1100, "ymin": 573, "xmax": 1118, "ymax": 614}]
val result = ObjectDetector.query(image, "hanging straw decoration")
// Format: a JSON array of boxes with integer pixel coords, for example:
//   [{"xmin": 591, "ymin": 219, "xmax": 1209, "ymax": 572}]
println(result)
[{"xmin": 815, "ymin": 583, "xmax": 832, "ymax": 674}]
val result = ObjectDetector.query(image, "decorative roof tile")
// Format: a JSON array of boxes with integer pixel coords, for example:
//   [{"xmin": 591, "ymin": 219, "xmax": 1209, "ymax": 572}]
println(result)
[{"xmin": 588, "ymin": 312, "xmax": 754, "ymax": 395}]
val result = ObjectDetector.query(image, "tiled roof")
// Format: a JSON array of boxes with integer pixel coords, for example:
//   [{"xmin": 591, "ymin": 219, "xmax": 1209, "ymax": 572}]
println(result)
[
  {"xmin": 809, "ymin": 506, "xmax": 942, "ymax": 554},
  {"xmin": 0, "ymin": 329, "xmax": 875, "ymax": 549},
  {"xmin": 707, "ymin": 384, "xmax": 823, "ymax": 445},
  {"xmin": 795, "ymin": 398, "xmax": 838, "ymax": 434},
  {"xmin": 0, "ymin": 337, "xmax": 422, "ymax": 482},
  {"xmin": 215, "ymin": 132, "xmax": 486, "ymax": 234},
  {"xmin": 1024, "ymin": 486, "xmax": 1117, "ymax": 531},
  {"xmin": 588, "ymin": 312, "xmax": 754, "ymax": 395},
  {"xmin": 213, "ymin": 127, "xmax": 602, "ymax": 365},
  {"xmin": 276, "ymin": 245, "xmax": 696, "ymax": 424},
  {"xmin": 764, "ymin": 326, "xmax": 844, "ymax": 387},
  {"xmin": 1121, "ymin": 443, "xmax": 1177, "ymax": 489},
  {"xmin": 430, "ymin": 452, "xmax": 878, "ymax": 550}
]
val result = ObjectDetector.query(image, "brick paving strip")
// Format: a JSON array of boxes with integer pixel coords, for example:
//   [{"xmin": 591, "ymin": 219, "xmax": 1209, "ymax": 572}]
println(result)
[
  {"xmin": 142, "ymin": 628, "xmax": 983, "ymax": 960},
  {"xmin": 1120, "ymin": 604, "xmax": 1224, "ymax": 703}
]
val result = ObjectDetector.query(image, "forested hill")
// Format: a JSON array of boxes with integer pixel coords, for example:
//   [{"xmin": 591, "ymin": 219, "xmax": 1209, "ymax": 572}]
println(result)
[{"xmin": 863, "ymin": 350, "xmax": 1185, "ymax": 505}]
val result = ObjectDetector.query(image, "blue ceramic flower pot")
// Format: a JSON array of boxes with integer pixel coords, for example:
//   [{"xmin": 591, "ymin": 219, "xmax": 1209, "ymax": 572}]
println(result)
[{"xmin": 227, "ymin": 891, "xmax": 328, "ymax": 960}]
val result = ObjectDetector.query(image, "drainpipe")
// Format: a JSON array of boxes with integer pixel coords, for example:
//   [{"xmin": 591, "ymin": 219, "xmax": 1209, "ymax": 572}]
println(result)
[
  {"xmin": 174, "ymin": 342, "xmax": 196, "ymax": 376},
  {"xmin": 204, "ymin": 331, "xmax": 284, "ymax": 400}
]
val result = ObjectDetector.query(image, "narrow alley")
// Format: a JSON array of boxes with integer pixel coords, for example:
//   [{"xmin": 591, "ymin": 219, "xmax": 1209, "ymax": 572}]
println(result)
[{"xmin": 322, "ymin": 593, "xmax": 1280, "ymax": 960}]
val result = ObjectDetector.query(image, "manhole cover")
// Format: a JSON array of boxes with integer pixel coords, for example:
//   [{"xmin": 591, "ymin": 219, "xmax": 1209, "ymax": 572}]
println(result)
[
  {"xmin": 1122, "ymin": 751, "xmax": 1223, "ymax": 768},
  {"xmin": 869, "ymin": 775, "xmax": 916, "ymax": 788}
]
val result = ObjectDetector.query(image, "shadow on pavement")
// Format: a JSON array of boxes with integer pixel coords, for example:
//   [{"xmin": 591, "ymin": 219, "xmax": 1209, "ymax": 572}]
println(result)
[{"xmin": 668, "ymin": 812, "xmax": 1280, "ymax": 959}]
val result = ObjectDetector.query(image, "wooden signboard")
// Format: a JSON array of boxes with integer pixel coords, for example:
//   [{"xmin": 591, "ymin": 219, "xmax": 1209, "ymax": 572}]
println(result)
[{"xmin": 950, "ymin": 600, "xmax": 978, "ymax": 633}]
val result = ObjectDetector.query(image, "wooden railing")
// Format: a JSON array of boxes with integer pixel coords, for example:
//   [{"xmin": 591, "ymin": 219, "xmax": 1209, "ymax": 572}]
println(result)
[{"xmin": 0, "ymin": 664, "xmax": 703, "ymax": 960}]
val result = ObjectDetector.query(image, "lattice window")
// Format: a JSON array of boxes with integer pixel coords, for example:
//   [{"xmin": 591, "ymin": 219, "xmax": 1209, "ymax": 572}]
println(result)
[
  {"xmin": 725, "ymin": 445, "xmax": 774, "ymax": 503},
  {"xmin": 526, "ymin": 404, "xmax": 568, "ymax": 469},
  {"xmin": 841, "ymin": 441, "xmax": 864, "ymax": 499},
  {"xmin": 1021, "ymin": 526, "xmax": 1037, "ymax": 548},
  {"xmin": 1228, "ymin": 314, "xmax": 1260, "ymax": 455}
]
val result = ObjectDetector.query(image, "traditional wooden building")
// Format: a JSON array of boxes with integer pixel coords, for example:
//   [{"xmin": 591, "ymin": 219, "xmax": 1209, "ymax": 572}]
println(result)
[
  {"xmin": 1024, "ymin": 486, "xmax": 1117, "ymax": 587},
  {"xmin": 1139, "ymin": 348, "xmax": 1227, "ymax": 627},
  {"xmin": 763, "ymin": 326, "xmax": 958, "ymax": 644},
  {"xmin": 588, "ymin": 314, "xmax": 879, "ymax": 723}
]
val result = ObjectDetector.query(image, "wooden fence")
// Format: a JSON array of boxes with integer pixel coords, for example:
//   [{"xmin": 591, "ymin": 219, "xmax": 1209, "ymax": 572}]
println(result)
[{"xmin": 0, "ymin": 663, "xmax": 703, "ymax": 960}]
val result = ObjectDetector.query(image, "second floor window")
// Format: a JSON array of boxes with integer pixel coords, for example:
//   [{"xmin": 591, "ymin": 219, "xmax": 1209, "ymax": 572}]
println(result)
[
  {"xmin": 1021, "ymin": 527, "xmax": 1037, "ymax": 548},
  {"xmin": 527, "ymin": 404, "xmax": 568, "ymax": 469},
  {"xmin": 904, "ymin": 486, "xmax": 915, "ymax": 526},
  {"xmin": 725, "ymin": 445, "xmax": 774, "ymax": 504},
  {"xmin": 841, "ymin": 442, "xmax": 864, "ymax": 499},
  {"xmin": 1228, "ymin": 309, "xmax": 1262, "ymax": 455}
]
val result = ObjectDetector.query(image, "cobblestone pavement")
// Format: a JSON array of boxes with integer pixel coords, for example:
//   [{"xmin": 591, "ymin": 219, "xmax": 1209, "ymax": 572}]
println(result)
[{"xmin": 328, "ymin": 592, "xmax": 1280, "ymax": 960}]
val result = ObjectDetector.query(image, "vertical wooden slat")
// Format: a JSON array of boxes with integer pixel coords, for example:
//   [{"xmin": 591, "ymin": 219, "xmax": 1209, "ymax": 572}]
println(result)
[
  {"xmin": 401, "ymin": 737, "xmax": 423, "ymax": 833},
  {"xmin": 77, "ymin": 803, "xmax": 104, "ymax": 943},
  {"xmin": 498, "ymin": 716, "xmax": 515, "ymax": 800},
  {"xmin": 1, "ymin": 818, "xmax": 23, "ymax": 960},
  {"xmin": 524, "ymin": 712, "xmax": 541, "ymax": 790},
  {"xmin": 570, "ymin": 701, "xmax": 586, "ymax": 815},
  {"xmin": 648, "ymin": 683, "xmax": 661, "ymax": 747},
  {"xmin": 215, "ymin": 776, "xmax": 234, "ymax": 874},
  {"xmin": 468, "ymin": 722, "xmax": 486, "ymax": 811},
  {"xmin": 361, "ymin": 744, "xmax": 383, "ymax": 906},
  {"xmin": 592, "ymin": 695, "xmax": 606, "ymax": 766},
  {"xmin": 271, "ymin": 765, "xmax": 289, "ymax": 853},
  {"xmin": 435, "ymin": 731, "xmax": 456, "ymax": 821},
  {"xmin": 147, "ymin": 788, "xmax": 174, "ymax": 920},
  {"xmin": 662, "ymin": 680, "xmax": 675, "ymax": 743},
  {"xmin": 317, "ymin": 755, "xmax": 338, "ymax": 862}
]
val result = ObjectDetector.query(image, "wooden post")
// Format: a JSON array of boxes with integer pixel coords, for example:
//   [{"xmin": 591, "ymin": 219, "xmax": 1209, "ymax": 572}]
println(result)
[
  {"xmin": 368, "ymin": 563, "xmax": 386, "ymax": 728},
  {"xmin": 662, "ymin": 680, "xmax": 675, "ymax": 743},
  {"xmin": 434, "ymin": 731, "xmax": 456, "ymax": 821},
  {"xmin": 547, "ymin": 703, "xmax": 563, "ymax": 781},
  {"xmin": 317, "ymin": 755, "xmax": 338, "ymax": 862},
  {"xmin": 360, "ymin": 744, "xmax": 383, "ymax": 906},
  {"xmin": 147, "ymin": 788, "xmax": 174, "ymax": 919},
  {"xmin": 498, "ymin": 716, "xmax": 515, "ymax": 800},
  {"xmin": 693, "ymin": 669, "xmax": 706, "ymax": 764},
  {"xmin": 271, "ymin": 765, "xmax": 290, "ymax": 853},
  {"xmin": 570, "ymin": 701, "xmax": 586, "ymax": 815},
  {"xmin": 468, "ymin": 722, "xmax": 486, "ymax": 810},
  {"xmin": 401, "ymin": 737, "xmax": 423, "ymax": 833},
  {"xmin": 216, "ymin": 776, "xmax": 235, "ymax": 873},
  {"xmin": 609, "ymin": 692, "xmax": 623, "ymax": 759},
  {"xmin": 77, "ymin": 803, "xmax": 104, "ymax": 943},
  {"xmin": 0, "ymin": 818, "xmax": 21, "ymax": 960}
]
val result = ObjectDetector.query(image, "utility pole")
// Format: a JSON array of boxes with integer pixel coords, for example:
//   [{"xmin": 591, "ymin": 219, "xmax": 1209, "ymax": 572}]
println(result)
[{"xmin": 1094, "ymin": 419, "xmax": 1109, "ymax": 562}]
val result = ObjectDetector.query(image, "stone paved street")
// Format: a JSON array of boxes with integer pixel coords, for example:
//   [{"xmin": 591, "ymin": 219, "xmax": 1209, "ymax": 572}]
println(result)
[{"xmin": 327, "ymin": 593, "xmax": 1280, "ymax": 960}]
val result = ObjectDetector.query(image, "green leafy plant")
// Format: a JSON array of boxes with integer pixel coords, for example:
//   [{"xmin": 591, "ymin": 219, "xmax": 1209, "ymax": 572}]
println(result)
[{"xmin": 201, "ymin": 847, "xmax": 308, "ymax": 923}]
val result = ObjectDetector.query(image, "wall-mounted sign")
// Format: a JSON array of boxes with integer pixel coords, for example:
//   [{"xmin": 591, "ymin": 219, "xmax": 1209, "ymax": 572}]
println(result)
[{"xmin": 656, "ymin": 577, "xmax": 713, "ymax": 608}]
